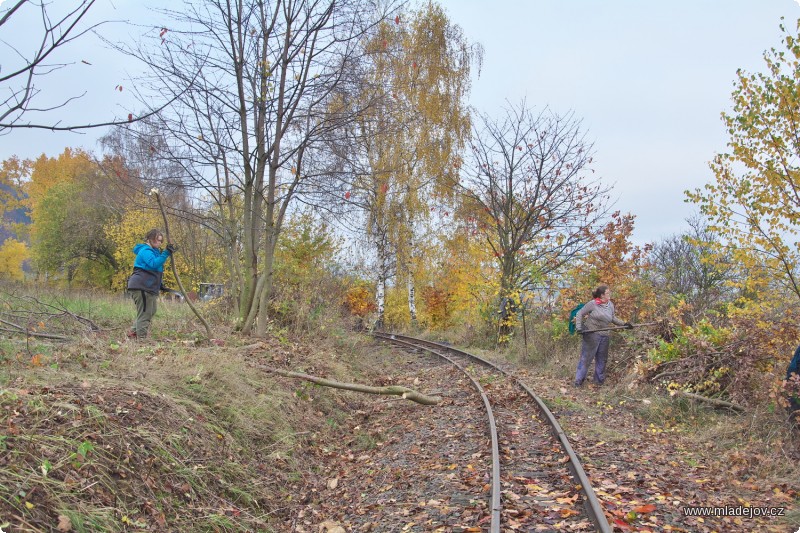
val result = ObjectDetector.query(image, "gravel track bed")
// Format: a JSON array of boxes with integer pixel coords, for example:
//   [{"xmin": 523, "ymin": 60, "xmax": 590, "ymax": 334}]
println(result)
[
  {"xmin": 426, "ymin": 345, "xmax": 594, "ymax": 531},
  {"xmin": 296, "ymin": 346, "xmax": 493, "ymax": 531}
]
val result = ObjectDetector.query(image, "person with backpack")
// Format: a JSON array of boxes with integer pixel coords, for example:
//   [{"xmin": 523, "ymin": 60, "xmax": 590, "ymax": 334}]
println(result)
[
  {"xmin": 573, "ymin": 285, "xmax": 632, "ymax": 387},
  {"xmin": 126, "ymin": 229, "xmax": 176, "ymax": 339}
]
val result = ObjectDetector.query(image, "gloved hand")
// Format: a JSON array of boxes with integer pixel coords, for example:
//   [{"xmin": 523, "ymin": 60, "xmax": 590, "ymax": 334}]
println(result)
[
  {"xmin": 624, "ymin": 322, "xmax": 634, "ymax": 329},
  {"xmin": 166, "ymin": 243, "xmax": 178, "ymax": 254}
]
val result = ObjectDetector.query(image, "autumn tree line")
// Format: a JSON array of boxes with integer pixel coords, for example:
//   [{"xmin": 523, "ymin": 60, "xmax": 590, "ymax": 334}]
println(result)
[{"xmin": 2, "ymin": 1, "xmax": 800, "ymax": 409}]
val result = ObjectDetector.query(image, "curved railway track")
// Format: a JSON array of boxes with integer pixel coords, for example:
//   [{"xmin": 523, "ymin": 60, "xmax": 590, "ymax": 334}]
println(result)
[{"xmin": 374, "ymin": 331, "xmax": 612, "ymax": 533}]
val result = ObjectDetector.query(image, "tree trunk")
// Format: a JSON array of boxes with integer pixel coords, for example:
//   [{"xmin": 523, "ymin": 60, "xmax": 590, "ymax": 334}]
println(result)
[
  {"xmin": 222, "ymin": 169, "xmax": 244, "ymax": 311},
  {"xmin": 407, "ymin": 272, "xmax": 417, "ymax": 325},
  {"xmin": 374, "ymin": 237, "xmax": 388, "ymax": 329},
  {"xmin": 239, "ymin": 171, "xmax": 259, "ymax": 333},
  {"xmin": 375, "ymin": 274, "xmax": 386, "ymax": 329},
  {"xmin": 497, "ymin": 254, "xmax": 519, "ymax": 345},
  {"xmin": 255, "ymin": 236, "xmax": 278, "ymax": 337},
  {"xmin": 498, "ymin": 296, "xmax": 514, "ymax": 345}
]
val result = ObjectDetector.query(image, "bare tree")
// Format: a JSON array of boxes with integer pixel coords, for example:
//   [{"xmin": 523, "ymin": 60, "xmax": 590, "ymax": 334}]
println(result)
[
  {"xmin": 118, "ymin": 0, "xmax": 399, "ymax": 336},
  {"xmin": 1, "ymin": 0, "xmax": 98, "ymax": 131},
  {"xmin": 0, "ymin": 0, "xmax": 189, "ymax": 133},
  {"xmin": 461, "ymin": 100, "xmax": 611, "ymax": 339},
  {"xmin": 647, "ymin": 214, "xmax": 736, "ymax": 317}
]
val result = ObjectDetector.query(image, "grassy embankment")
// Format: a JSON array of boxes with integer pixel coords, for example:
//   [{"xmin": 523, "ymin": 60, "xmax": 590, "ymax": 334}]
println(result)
[
  {"xmin": 0, "ymin": 286, "xmax": 383, "ymax": 532},
  {"xmin": 1, "ymin": 286, "xmax": 798, "ymax": 531}
]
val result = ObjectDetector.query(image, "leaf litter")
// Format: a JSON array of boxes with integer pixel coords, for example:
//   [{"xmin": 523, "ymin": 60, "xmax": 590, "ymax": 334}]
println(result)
[{"xmin": 295, "ymin": 341, "xmax": 799, "ymax": 532}]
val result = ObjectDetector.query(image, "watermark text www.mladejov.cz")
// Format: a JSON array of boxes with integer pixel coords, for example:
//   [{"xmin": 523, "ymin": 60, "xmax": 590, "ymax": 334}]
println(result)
[{"xmin": 682, "ymin": 504, "xmax": 785, "ymax": 519}]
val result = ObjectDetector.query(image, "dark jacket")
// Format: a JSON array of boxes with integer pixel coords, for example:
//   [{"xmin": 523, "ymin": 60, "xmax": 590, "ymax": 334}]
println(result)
[
  {"xmin": 788, "ymin": 344, "xmax": 800, "ymax": 380},
  {"xmin": 127, "ymin": 243, "xmax": 171, "ymax": 294}
]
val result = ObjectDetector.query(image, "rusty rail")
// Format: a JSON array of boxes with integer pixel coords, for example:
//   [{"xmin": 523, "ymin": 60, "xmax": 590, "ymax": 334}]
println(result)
[{"xmin": 374, "ymin": 331, "xmax": 613, "ymax": 533}]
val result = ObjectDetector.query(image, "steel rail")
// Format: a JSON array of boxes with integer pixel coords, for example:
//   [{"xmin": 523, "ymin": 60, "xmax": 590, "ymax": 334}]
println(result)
[
  {"xmin": 375, "ymin": 331, "xmax": 613, "ymax": 533},
  {"xmin": 374, "ymin": 332, "xmax": 502, "ymax": 532}
]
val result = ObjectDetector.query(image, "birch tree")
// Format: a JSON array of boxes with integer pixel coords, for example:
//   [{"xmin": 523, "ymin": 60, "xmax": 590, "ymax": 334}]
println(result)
[{"xmin": 331, "ymin": 2, "xmax": 476, "ymax": 326}]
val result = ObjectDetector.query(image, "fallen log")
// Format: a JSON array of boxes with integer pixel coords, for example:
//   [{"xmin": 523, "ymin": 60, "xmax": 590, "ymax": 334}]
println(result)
[
  {"xmin": 257, "ymin": 364, "xmax": 441, "ymax": 406},
  {"xmin": 672, "ymin": 390, "xmax": 744, "ymax": 412}
]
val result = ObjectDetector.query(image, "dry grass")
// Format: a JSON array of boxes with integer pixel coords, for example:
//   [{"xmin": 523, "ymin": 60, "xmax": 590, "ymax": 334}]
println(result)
[
  {"xmin": 0, "ymin": 286, "xmax": 384, "ymax": 532},
  {"xmin": 1, "ymin": 335, "xmax": 299, "ymax": 531}
]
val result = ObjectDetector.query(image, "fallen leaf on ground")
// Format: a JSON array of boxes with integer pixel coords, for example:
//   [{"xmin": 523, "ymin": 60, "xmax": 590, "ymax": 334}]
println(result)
[
  {"xmin": 57, "ymin": 515, "xmax": 72, "ymax": 532},
  {"xmin": 318, "ymin": 520, "xmax": 346, "ymax": 533},
  {"xmin": 634, "ymin": 504, "xmax": 657, "ymax": 513}
]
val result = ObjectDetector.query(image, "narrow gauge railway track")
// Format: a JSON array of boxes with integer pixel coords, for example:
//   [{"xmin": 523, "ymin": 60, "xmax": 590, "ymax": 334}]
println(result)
[{"xmin": 374, "ymin": 332, "xmax": 612, "ymax": 533}]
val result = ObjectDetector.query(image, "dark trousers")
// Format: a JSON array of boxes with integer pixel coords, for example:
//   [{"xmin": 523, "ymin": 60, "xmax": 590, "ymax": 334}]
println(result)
[{"xmin": 575, "ymin": 332, "xmax": 610, "ymax": 386}]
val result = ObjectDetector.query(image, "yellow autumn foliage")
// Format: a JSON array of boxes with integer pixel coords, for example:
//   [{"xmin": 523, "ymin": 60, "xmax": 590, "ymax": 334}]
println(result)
[
  {"xmin": 344, "ymin": 283, "xmax": 376, "ymax": 318},
  {"xmin": 408, "ymin": 229, "xmax": 499, "ymax": 330},
  {"xmin": 687, "ymin": 20, "xmax": 800, "ymax": 304},
  {"xmin": 104, "ymin": 207, "xmax": 188, "ymax": 291},
  {"xmin": 0, "ymin": 238, "xmax": 29, "ymax": 281},
  {"xmin": 25, "ymin": 148, "xmax": 95, "ymax": 212}
]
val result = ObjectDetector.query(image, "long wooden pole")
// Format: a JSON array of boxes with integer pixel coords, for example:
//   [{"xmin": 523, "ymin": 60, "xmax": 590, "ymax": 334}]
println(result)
[
  {"xmin": 151, "ymin": 190, "xmax": 212, "ymax": 340},
  {"xmin": 584, "ymin": 321, "xmax": 659, "ymax": 333}
]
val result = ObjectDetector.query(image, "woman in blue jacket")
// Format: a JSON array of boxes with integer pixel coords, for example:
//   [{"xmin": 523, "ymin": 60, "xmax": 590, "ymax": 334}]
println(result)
[{"xmin": 126, "ymin": 229, "xmax": 175, "ymax": 339}]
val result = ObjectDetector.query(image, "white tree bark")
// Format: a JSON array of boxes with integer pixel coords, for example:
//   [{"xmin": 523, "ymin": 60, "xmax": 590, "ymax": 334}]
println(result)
[
  {"xmin": 375, "ymin": 274, "xmax": 386, "ymax": 327},
  {"xmin": 374, "ymin": 236, "xmax": 388, "ymax": 328},
  {"xmin": 407, "ymin": 272, "xmax": 417, "ymax": 323}
]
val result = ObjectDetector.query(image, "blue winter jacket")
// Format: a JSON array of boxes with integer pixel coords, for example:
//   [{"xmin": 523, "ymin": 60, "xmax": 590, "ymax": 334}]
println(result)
[{"xmin": 127, "ymin": 243, "xmax": 172, "ymax": 294}]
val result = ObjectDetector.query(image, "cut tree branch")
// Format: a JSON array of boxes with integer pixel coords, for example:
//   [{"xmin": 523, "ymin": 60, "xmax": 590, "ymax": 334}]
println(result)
[
  {"xmin": 152, "ymin": 190, "xmax": 212, "ymax": 340},
  {"xmin": 672, "ymin": 390, "xmax": 744, "ymax": 413},
  {"xmin": 0, "ymin": 320, "xmax": 70, "ymax": 341},
  {"xmin": 257, "ymin": 364, "xmax": 441, "ymax": 406}
]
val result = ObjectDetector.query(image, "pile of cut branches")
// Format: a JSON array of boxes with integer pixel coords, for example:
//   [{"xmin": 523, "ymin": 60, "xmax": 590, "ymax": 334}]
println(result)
[
  {"xmin": 641, "ymin": 309, "xmax": 799, "ymax": 410},
  {"xmin": 0, "ymin": 289, "xmax": 100, "ymax": 342}
]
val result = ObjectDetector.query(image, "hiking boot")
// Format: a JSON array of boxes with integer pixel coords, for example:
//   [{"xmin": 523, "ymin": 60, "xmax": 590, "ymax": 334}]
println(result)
[{"xmin": 126, "ymin": 330, "xmax": 137, "ymax": 339}]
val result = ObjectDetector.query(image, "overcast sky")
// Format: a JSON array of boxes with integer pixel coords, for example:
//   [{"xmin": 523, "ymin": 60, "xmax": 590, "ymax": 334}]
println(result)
[{"xmin": 1, "ymin": 0, "xmax": 797, "ymax": 244}]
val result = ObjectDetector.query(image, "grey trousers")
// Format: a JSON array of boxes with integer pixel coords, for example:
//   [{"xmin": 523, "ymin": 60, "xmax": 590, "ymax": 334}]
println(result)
[
  {"xmin": 130, "ymin": 290, "xmax": 158, "ymax": 338},
  {"xmin": 575, "ymin": 332, "xmax": 610, "ymax": 386}
]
